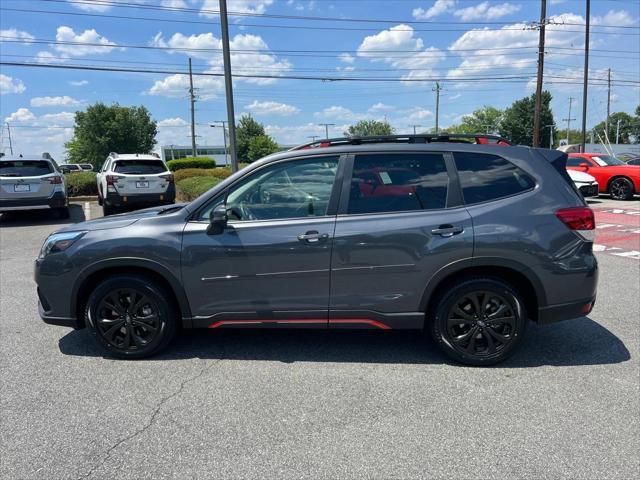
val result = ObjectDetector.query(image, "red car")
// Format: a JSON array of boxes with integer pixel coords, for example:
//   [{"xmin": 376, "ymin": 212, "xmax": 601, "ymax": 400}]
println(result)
[{"xmin": 567, "ymin": 153, "xmax": 640, "ymax": 201}]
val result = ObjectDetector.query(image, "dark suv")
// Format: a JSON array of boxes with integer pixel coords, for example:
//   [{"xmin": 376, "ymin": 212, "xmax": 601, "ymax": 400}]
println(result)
[{"xmin": 35, "ymin": 135, "xmax": 598, "ymax": 365}]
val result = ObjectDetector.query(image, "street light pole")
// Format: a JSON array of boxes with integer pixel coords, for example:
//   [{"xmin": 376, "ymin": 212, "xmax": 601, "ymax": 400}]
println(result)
[{"xmin": 318, "ymin": 123, "xmax": 335, "ymax": 139}]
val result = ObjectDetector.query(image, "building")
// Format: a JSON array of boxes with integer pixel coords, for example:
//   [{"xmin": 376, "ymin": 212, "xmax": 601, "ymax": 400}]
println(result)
[{"xmin": 160, "ymin": 145, "xmax": 230, "ymax": 165}]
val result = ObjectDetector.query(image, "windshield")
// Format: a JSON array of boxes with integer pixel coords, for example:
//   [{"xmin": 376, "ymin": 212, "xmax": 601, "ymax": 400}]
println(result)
[
  {"xmin": 113, "ymin": 160, "xmax": 167, "ymax": 174},
  {"xmin": 0, "ymin": 161, "xmax": 54, "ymax": 177},
  {"xmin": 592, "ymin": 155, "xmax": 625, "ymax": 167}
]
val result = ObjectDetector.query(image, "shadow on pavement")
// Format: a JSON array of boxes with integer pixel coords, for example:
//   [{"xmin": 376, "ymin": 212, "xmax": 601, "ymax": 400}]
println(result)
[
  {"xmin": 0, "ymin": 204, "xmax": 85, "ymax": 226},
  {"xmin": 58, "ymin": 316, "xmax": 630, "ymax": 368}
]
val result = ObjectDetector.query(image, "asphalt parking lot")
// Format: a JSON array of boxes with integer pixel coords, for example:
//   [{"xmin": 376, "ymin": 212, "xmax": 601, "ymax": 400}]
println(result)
[{"xmin": 1, "ymin": 198, "xmax": 638, "ymax": 479}]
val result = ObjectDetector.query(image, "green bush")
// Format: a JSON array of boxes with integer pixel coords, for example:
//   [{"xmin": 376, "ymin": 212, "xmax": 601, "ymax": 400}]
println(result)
[
  {"xmin": 167, "ymin": 156, "xmax": 216, "ymax": 171},
  {"xmin": 173, "ymin": 167, "xmax": 233, "ymax": 183},
  {"xmin": 65, "ymin": 172, "xmax": 98, "ymax": 196},
  {"xmin": 176, "ymin": 176, "xmax": 221, "ymax": 202}
]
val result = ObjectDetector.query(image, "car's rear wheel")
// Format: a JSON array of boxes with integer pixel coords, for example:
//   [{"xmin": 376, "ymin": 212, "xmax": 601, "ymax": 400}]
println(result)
[
  {"xmin": 102, "ymin": 203, "xmax": 116, "ymax": 216},
  {"xmin": 609, "ymin": 177, "xmax": 634, "ymax": 200},
  {"xmin": 430, "ymin": 278, "xmax": 527, "ymax": 366},
  {"xmin": 85, "ymin": 275, "xmax": 178, "ymax": 359}
]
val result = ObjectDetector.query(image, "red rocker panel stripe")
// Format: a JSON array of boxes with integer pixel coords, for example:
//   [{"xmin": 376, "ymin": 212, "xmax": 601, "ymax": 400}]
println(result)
[{"xmin": 208, "ymin": 318, "xmax": 391, "ymax": 330}]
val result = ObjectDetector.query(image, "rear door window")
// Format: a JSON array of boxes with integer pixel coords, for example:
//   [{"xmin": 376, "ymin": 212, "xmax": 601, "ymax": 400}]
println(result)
[
  {"xmin": 0, "ymin": 161, "xmax": 54, "ymax": 177},
  {"xmin": 348, "ymin": 153, "xmax": 449, "ymax": 214},
  {"xmin": 113, "ymin": 160, "xmax": 167, "ymax": 174},
  {"xmin": 453, "ymin": 152, "xmax": 535, "ymax": 205}
]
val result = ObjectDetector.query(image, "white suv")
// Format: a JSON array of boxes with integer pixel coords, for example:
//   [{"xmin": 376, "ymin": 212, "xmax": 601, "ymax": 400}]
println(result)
[
  {"xmin": 0, "ymin": 154, "xmax": 69, "ymax": 218},
  {"xmin": 97, "ymin": 153, "xmax": 175, "ymax": 216}
]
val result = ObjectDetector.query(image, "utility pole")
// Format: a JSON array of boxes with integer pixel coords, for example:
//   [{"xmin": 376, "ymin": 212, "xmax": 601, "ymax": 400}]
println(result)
[
  {"xmin": 188, "ymin": 57, "xmax": 197, "ymax": 158},
  {"xmin": 580, "ymin": 0, "xmax": 590, "ymax": 153},
  {"xmin": 5, "ymin": 122, "xmax": 13, "ymax": 155},
  {"xmin": 545, "ymin": 124, "xmax": 554, "ymax": 149},
  {"xmin": 606, "ymin": 68, "xmax": 611, "ymax": 134},
  {"xmin": 433, "ymin": 82, "xmax": 442, "ymax": 134},
  {"xmin": 210, "ymin": 121, "xmax": 228, "ymax": 165},
  {"xmin": 409, "ymin": 124, "xmax": 422, "ymax": 134},
  {"xmin": 219, "ymin": 0, "xmax": 238, "ymax": 172},
  {"xmin": 533, "ymin": 0, "xmax": 547, "ymax": 148},
  {"xmin": 307, "ymin": 135, "xmax": 319, "ymax": 142},
  {"xmin": 318, "ymin": 123, "xmax": 334, "ymax": 139},
  {"xmin": 563, "ymin": 97, "xmax": 576, "ymax": 145}
]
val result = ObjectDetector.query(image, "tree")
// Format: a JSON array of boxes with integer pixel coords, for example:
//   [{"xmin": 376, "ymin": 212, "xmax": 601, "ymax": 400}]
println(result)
[
  {"xmin": 592, "ymin": 111, "xmax": 639, "ymax": 144},
  {"xmin": 65, "ymin": 103, "xmax": 157, "ymax": 167},
  {"xmin": 247, "ymin": 135, "xmax": 279, "ymax": 162},
  {"xmin": 499, "ymin": 91, "xmax": 554, "ymax": 147},
  {"xmin": 345, "ymin": 120, "xmax": 394, "ymax": 137},
  {"xmin": 236, "ymin": 114, "xmax": 266, "ymax": 162},
  {"xmin": 446, "ymin": 106, "xmax": 503, "ymax": 134}
]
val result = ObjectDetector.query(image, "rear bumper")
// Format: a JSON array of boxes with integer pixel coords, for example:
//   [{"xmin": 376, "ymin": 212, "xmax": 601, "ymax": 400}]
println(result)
[
  {"xmin": 0, "ymin": 191, "xmax": 67, "ymax": 212},
  {"xmin": 537, "ymin": 296, "xmax": 596, "ymax": 325},
  {"xmin": 105, "ymin": 184, "xmax": 175, "ymax": 207}
]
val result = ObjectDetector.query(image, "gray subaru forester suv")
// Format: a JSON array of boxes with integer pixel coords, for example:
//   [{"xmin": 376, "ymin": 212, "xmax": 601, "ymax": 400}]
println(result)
[{"xmin": 35, "ymin": 135, "xmax": 598, "ymax": 365}]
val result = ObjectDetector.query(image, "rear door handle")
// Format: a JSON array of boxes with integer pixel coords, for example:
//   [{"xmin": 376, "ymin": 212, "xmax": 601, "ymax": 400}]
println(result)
[
  {"xmin": 297, "ymin": 231, "xmax": 330, "ymax": 243},
  {"xmin": 431, "ymin": 225, "xmax": 464, "ymax": 237}
]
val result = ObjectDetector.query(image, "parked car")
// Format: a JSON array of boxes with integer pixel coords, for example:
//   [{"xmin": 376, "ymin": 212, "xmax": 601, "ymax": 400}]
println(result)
[
  {"xmin": 0, "ymin": 154, "xmax": 69, "ymax": 218},
  {"xmin": 567, "ymin": 169, "xmax": 599, "ymax": 198},
  {"xmin": 96, "ymin": 152, "xmax": 175, "ymax": 216},
  {"xmin": 60, "ymin": 164, "xmax": 83, "ymax": 174},
  {"xmin": 567, "ymin": 153, "xmax": 640, "ymax": 200},
  {"xmin": 79, "ymin": 163, "xmax": 94, "ymax": 172},
  {"xmin": 625, "ymin": 157, "xmax": 640, "ymax": 166},
  {"xmin": 35, "ymin": 135, "xmax": 598, "ymax": 365}
]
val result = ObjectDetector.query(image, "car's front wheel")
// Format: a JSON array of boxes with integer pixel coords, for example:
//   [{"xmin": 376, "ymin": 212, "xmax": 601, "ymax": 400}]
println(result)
[
  {"xmin": 430, "ymin": 278, "xmax": 527, "ymax": 366},
  {"xmin": 609, "ymin": 177, "xmax": 635, "ymax": 200},
  {"xmin": 85, "ymin": 275, "xmax": 178, "ymax": 359}
]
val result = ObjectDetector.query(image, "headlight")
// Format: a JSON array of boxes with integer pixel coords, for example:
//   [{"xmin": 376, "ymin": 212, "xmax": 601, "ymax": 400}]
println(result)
[{"xmin": 39, "ymin": 231, "xmax": 87, "ymax": 259}]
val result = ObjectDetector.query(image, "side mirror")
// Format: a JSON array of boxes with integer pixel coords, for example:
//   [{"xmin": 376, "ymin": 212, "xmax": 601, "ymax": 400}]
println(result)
[
  {"xmin": 579, "ymin": 162, "xmax": 590, "ymax": 169},
  {"xmin": 207, "ymin": 204, "xmax": 228, "ymax": 235}
]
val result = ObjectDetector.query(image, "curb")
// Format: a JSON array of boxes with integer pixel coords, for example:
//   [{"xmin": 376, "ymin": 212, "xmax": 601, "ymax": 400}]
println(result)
[{"xmin": 70, "ymin": 196, "xmax": 98, "ymax": 202}]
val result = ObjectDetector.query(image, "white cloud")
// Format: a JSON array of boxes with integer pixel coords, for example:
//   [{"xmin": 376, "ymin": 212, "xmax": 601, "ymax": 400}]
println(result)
[
  {"xmin": 69, "ymin": 0, "xmax": 113, "ymax": 12},
  {"xmin": 53, "ymin": 26, "xmax": 118, "ymax": 56},
  {"xmin": 40, "ymin": 111, "xmax": 76, "ymax": 124},
  {"xmin": 369, "ymin": 102, "xmax": 395, "ymax": 113},
  {"xmin": 413, "ymin": 0, "xmax": 456, "ymax": 20},
  {"xmin": 69, "ymin": 80, "xmax": 89, "ymax": 86},
  {"xmin": 407, "ymin": 107, "xmax": 434, "ymax": 122},
  {"xmin": 148, "ymin": 73, "xmax": 224, "ymax": 100},
  {"xmin": 0, "ymin": 74, "xmax": 26, "ymax": 95},
  {"xmin": 5, "ymin": 108, "xmax": 36, "ymax": 123},
  {"xmin": 338, "ymin": 53, "xmax": 355, "ymax": 64},
  {"xmin": 314, "ymin": 105, "xmax": 364, "ymax": 122},
  {"xmin": 30, "ymin": 96, "xmax": 81, "ymax": 107},
  {"xmin": 357, "ymin": 25, "xmax": 444, "ymax": 83},
  {"xmin": 265, "ymin": 122, "xmax": 343, "ymax": 145},
  {"xmin": 200, "ymin": 0, "xmax": 274, "ymax": 18},
  {"xmin": 161, "ymin": 0, "xmax": 188, "ymax": 7},
  {"xmin": 0, "ymin": 28, "xmax": 34, "ymax": 43},
  {"xmin": 453, "ymin": 2, "xmax": 521, "ymax": 21},
  {"xmin": 593, "ymin": 10, "xmax": 636, "ymax": 27},
  {"xmin": 35, "ymin": 51, "xmax": 65, "ymax": 64},
  {"xmin": 158, "ymin": 117, "xmax": 189, "ymax": 127},
  {"xmin": 245, "ymin": 100, "xmax": 300, "ymax": 116}
]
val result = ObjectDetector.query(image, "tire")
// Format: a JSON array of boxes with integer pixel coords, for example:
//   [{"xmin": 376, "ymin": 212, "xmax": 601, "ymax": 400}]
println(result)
[
  {"xmin": 429, "ymin": 277, "xmax": 527, "ymax": 366},
  {"xmin": 609, "ymin": 177, "xmax": 635, "ymax": 201},
  {"xmin": 102, "ymin": 203, "xmax": 116, "ymax": 216},
  {"xmin": 84, "ymin": 275, "xmax": 178, "ymax": 359}
]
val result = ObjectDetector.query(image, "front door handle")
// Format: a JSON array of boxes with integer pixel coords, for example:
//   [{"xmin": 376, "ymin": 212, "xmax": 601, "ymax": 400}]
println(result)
[
  {"xmin": 431, "ymin": 225, "xmax": 464, "ymax": 238},
  {"xmin": 297, "ymin": 231, "xmax": 329, "ymax": 243}
]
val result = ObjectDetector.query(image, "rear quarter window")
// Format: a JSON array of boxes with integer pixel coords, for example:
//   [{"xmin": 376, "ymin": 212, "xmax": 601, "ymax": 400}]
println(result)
[
  {"xmin": 0, "ymin": 161, "xmax": 54, "ymax": 177},
  {"xmin": 113, "ymin": 160, "xmax": 167, "ymax": 174},
  {"xmin": 453, "ymin": 152, "xmax": 535, "ymax": 205}
]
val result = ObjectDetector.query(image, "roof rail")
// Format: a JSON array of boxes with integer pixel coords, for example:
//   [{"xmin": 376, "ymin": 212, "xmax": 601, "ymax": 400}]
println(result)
[{"xmin": 290, "ymin": 133, "xmax": 512, "ymax": 151}]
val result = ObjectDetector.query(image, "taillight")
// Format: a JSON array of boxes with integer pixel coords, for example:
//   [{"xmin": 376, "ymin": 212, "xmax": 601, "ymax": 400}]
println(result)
[
  {"xmin": 160, "ymin": 173, "xmax": 174, "ymax": 183},
  {"xmin": 555, "ymin": 207, "xmax": 596, "ymax": 241},
  {"xmin": 106, "ymin": 174, "xmax": 124, "ymax": 185},
  {"xmin": 47, "ymin": 175, "xmax": 63, "ymax": 184}
]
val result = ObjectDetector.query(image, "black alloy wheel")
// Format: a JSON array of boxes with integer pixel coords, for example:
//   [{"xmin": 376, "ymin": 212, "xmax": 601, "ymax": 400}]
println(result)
[
  {"xmin": 609, "ymin": 177, "xmax": 634, "ymax": 201},
  {"xmin": 431, "ymin": 278, "xmax": 526, "ymax": 366},
  {"xmin": 86, "ymin": 275, "xmax": 177, "ymax": 359}
]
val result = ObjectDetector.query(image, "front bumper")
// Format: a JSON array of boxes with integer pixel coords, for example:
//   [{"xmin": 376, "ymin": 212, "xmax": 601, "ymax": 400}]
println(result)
[
  {"xmin": 0, "ymin": 191, "xmax": 67, "ymax": 212},
  {"xmin": 105, "ymin": 184, "xmax": 176, "ymax": 208},
  {"xmin": 578, "ymin": 183, "xmax": 599, "ymax": 198},
  {"xmin": 37, "ymin": 286, "xmax": 80, "ymax": 329}
]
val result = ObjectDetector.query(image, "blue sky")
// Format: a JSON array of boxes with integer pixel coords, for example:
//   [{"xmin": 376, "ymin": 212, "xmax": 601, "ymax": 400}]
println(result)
[{"xmin": 1, "ymin": 0, "xmax": 639, "ymax": 160}]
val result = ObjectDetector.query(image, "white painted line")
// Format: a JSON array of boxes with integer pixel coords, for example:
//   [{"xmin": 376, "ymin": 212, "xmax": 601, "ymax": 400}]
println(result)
[{"xmin": 83, "ymin": 201, "xmax": 91, "ymax": 221}]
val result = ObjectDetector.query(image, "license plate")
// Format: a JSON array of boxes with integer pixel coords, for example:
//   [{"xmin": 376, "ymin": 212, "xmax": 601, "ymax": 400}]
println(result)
[
  {"xmin": 136, "ymin": 181, "xmax": 149, "ymax": 188},
  {"xmin": 14, "ymin": 184, "xmax": 30, "ymax": 192}
]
